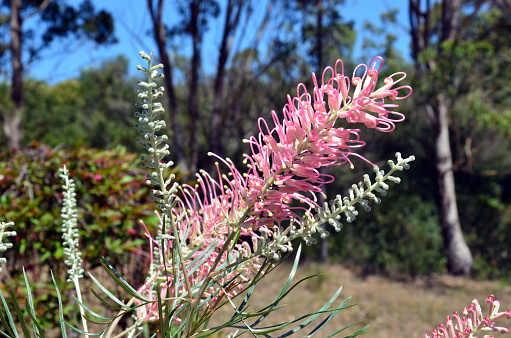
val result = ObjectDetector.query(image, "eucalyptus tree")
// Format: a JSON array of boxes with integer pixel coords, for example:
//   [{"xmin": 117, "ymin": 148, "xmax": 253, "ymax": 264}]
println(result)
[
  {"xmin": 0, "ymin": 0, "xmax": 116, "ymax": 150},
  {"xmin": 147, "ymin": 0, "xmax": 288, "ymax": 175},
  {"xmin": 408, "ymin": 0, "xmax": 511, "ymax": 275}
]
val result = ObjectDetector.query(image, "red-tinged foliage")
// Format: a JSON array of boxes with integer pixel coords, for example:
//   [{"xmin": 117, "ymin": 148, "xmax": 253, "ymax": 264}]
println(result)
[{"xmin": 0, "ymin": 143, "xmax": 168, "ymax": 327}]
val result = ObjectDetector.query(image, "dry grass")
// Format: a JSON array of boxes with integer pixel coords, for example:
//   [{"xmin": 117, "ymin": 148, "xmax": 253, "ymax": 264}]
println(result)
[
  {"xmin": 60, "ymin": 261, "xmax": 511, "ymax": 337},
  {"xmin": 208, "ymin": 263, "xmax": 511, "ymax": 337}
]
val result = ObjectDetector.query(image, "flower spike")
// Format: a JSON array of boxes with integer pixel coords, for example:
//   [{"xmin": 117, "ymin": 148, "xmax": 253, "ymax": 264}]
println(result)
[{"xmin": 133, "ymin": 52, "xmax": 413, "ymax": 324}]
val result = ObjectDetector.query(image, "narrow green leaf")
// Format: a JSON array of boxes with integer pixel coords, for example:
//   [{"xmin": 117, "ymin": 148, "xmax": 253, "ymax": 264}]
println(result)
[
  {"xmin": 0, "ymin": 288, "xmax": 19, "ymax": 338},
  {"xmin": 278, "ymin": 244, "xmax": 302, "ymax": 298},
  {"xmin": 81, "ymin": 314, "xmax": 111, "ymax": 326},
  {"xmin": 63, "ymin": 321, "xmax": 103, "ymax": 336},
  {"xmin": 100, "ymin": 260, "xmax": 151, "ymax": 302},
  {"xmin": 306, "ymin": 310, "xmax": 343, "ymax": 337},
  {"xmin": 239, "ymin": 305, "xmax": 286, "ymax": 318},
  {"xmin": 170, "ymin": 316, "xmax": 188, "ymax": 338},
  {"xmin": 8, "ymin": 286, "xmax": 31, "ymax": 338},
  {"xmin": 50, "ymin": 271, "xmax": 67, "ymax": 338},
  {"xmin": 71, "ymin": 294, "xmax": 115, "ymax": 321},
  {"xmin": 23, "ymin": 268, "xmax": 40, "ymax": 337},
  {"xmin": 231, "ymin": 258, "xmax": 273, "ymax": 318},
  {"xmin": 0, "ymin": 328, "xmax": 13, "ymax": 338},
  {"xmin": 323, "ymin": 322, "xmax": 356, "ymax": 338},
  {"xmin": 183, "ymin": 240, "xmax": 207, "ymax": 261},
  {"xmin": 24, "ymin": 304, "xmax": 46, "ymax": 338},
  {"xmin": 181, "ymin": 239, "xmax": 218, "ymax": 284},
  {"xmin": 243, "ymin": 306, "xmax": 354, "ymax": 337},
  {"xmin": 196, "ymin": 260, "xmax": 278, "ymax": 336},
  {"xmin": 279, "ymin": 285, "xmax": 344, "ymax": 337},
  {"xmin": 156, "ymin": 284, "xmax": 166, "ymax": 337},
  {"xmin": 343, "ymin": 324, "xmax": 369, "ymax": 338},
  {"xmin": 174, "ymin": 238, "xmax": 220, "ymax": 298},
  {"xmin": 89, "ymin": 272, "xmax": 128, "ymax": 305},
  {"xmin": 252, "ymin": 246, "xmax": 304, "ymax": 329},
  {"xmin": 251, "ymin": 274, "xmax": 317, "ymax": 328},
  {"xmin": 89, "ymin": 284, "xmax": 124, "ymax": 311},
  {"xmin": 228, "ymin": 230, "xmax": 242, "ymax": 253},
  {"xmin": 165, "ymin": 296, "xmax": 174, "ymax": 337},
  {"xmin": 0, "ymin": 309, "xmax": 17, "ymax": 338}
]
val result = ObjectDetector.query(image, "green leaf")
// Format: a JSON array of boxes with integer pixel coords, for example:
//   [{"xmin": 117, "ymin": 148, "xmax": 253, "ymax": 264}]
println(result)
[
  {"xmin": 24, "ymin": 304, "xmax": 46, "ymax": 338},
  {"xmin": 63, "ymin": 322, "xmax": 103, "ymax": 336},
  {"xmin": 156, "ymin": 283, "xmax": 167, "ymax": 337},
  {"xmin": 90, "ymin": 287, "xmax": 123, "ymax": 311},
  {"xmin": 0, "ymin": 195, "xmax": 7, "ymax": 209},
  {"xmin": 280, "ymin": 286, "xmax": 346, "ymax": 337},
  {"xmin": 0, "ymin": 322, "xmax": 15, "ymax": 338},
  {"xmin": 71, "ymin": 294, "xmax": 115, "ymax": 322},
  {"xmin": 19, "ymin": 239, "xmax": 26, "ymax": 254},
  {"xmin": 251, "ymin": 246, "xmax": 307, "ymax": 327},
  {"xmin": 321, "ymin": 323, "xmax": 365, "ymax": 338},
  {"xmin": 8, "ymin": 286, "xmax": 31, "ymax": 338},
  {"xmin": 51, "ymin": 271, "xmax": 67, "ymax": 338},
  {"xmin": 100, "ymin": 260, "xmax": 151, "ymax": 302},
  {"xmin": 228, "ymin": 229, "xmax": 242, "ymax": 253},
  {"xmin": 340, "ymin": 324, "xmax": 370, "ymax": 338},
  {"xmin": 89, "ymin": 272, "xmax": 129, "ymax": 309},
  {"xmin": 231, "ymin": 259, "xmax": 273, "ymax": 317},
  {"xmin": 0, "ymin": 288, "xmax": 19, "ymax": 338},
  {"xmin": 23, "ymin": 267, "xmax": 41, "ymax": 336},
  {"xmin": 118, "ymin": 175, "xmax": 135, "ymax": 184},
  {"xmin": 0, "ymin": 310, "xmax": 17, "ymax": 338}
]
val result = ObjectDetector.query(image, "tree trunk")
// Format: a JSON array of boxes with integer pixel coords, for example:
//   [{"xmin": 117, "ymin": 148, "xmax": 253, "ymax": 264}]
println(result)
[
  {"xmin": 5, "ymin": 0, "xmax": 24, "ymax": 150},
  {"xmin": 428, "ymin": 96, "xmax": 473, "ymax": 275},
  {"xmin": 409, "ymin": 0, "xmax": 473, "ymax": 275},
  {"xmin": 188, "ymin": 0, "xmax": 201, "ymax": 175},
  {"xmin": 210, "ymin": 0, "xmax": 244, "ymax": 157},
  {"xmin": 147, "ymin": 0, "xmax": 187, "ymax": 172}
]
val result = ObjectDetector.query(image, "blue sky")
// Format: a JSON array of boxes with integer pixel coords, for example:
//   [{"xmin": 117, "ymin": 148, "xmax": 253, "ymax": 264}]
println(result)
[{"xmin": 24, "ymin": 0, "xmax": 411, "ymax": 84}]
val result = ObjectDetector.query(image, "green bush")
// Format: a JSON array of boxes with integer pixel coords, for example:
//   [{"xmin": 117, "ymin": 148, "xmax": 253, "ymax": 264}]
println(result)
[
  {"xmin": 0, "ymin": 144, "xmax": 157, "ymax": 326},
  {"xmin": 329, "ymin": 192, "xmax": 446, "ymax": 276}
]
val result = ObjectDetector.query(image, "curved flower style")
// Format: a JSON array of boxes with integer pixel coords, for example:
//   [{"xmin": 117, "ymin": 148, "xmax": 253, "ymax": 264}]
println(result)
[
  {"xmin": 425, "ymin": 295, "xmax": 511, "ymax": 338},
  {"xmin": 133, "ymin": 51, "xmax": 412, "ymax": 325},
  {"xmin": 184, "ymin": 56, "xmax": 412, "ymax": 248}
]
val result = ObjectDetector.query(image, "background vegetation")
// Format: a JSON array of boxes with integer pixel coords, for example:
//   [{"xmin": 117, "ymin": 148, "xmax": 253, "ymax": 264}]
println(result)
[{"xmin": 0, "ymin": 0, "xmax": 511, "ymax": 332}]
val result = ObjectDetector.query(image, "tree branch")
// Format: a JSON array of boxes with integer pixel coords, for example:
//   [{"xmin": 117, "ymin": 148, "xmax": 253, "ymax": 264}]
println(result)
[{"xmin": 22, "ymin": 0, "xmax": 52, "ymax": 21}]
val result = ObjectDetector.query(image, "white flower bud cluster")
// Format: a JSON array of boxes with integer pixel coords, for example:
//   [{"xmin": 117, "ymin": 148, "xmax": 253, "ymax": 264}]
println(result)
[
  {"xmin": 135, "ymin": 52, "xmax": 168, "ymax": 170},
  {"xmin": 0, "ymin": 221, "xmax": 16, "ymax": 273},
  {"xmin": 259, "ymin": 153, "xmax": 415, "ymax": 260},
  {"xmin": 135, "ymin": 52, "xmax": 188, "ymax": 300},
  {"xmin": 135, "ymin": 51, "xmax": 178, "ymax": 218},
  {"xmin": 58, "ymin": 165, "xmax": 84, "ymax": 282}
]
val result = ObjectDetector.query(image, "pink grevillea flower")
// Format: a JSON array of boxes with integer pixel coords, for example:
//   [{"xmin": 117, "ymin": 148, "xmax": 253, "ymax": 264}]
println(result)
[
  {"xmin": 135, "ymin": 56, "xmax": 411, "ymax": 323},
  {"xmin": 193, "ymin": 56, "xmax": 411, "ymax": 242},
  {"xmin": 425, "ymin": 295, "xmax": 511, "ymax": 338}
]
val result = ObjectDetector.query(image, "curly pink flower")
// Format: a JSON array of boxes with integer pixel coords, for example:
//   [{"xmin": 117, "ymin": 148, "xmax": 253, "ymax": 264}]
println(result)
[
  {"xmin": 424, "ymin": 295, "xmax": 511, "ymax": 338},
  {"xmin": 136, "ymin": 56, "xmax": 412, "ymax": 323}
]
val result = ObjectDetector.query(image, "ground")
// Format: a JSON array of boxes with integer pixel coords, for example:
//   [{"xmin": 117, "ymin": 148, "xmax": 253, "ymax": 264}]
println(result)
[{"xmin": 208, "ymin": 263, "xmax": 511, "ymax": 337}]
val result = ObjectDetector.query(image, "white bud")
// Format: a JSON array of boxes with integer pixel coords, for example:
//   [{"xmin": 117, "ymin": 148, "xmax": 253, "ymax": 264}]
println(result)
[{"xmin": 139, "ymin": 50, "xmax": 151, "ymax": 60}]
